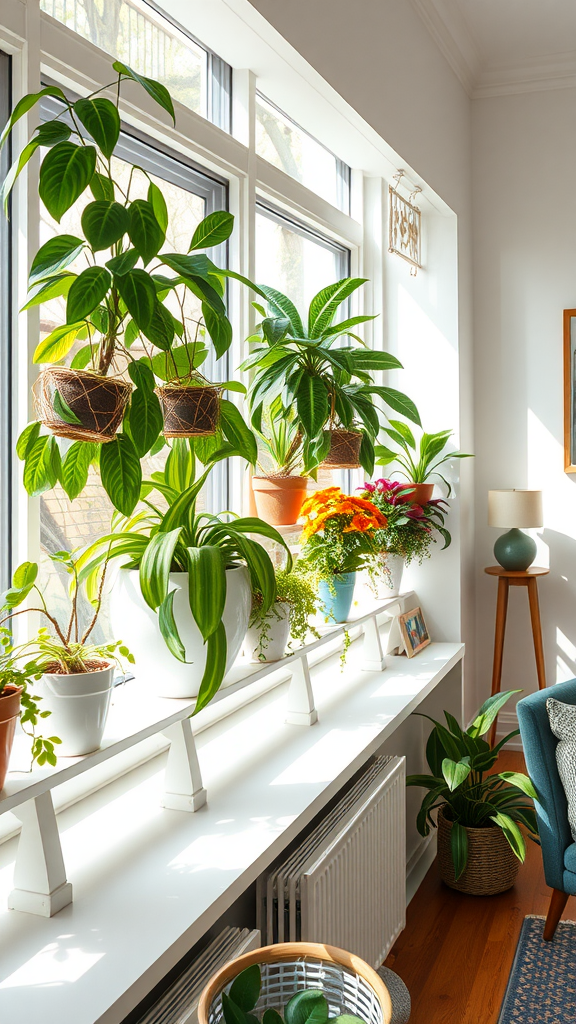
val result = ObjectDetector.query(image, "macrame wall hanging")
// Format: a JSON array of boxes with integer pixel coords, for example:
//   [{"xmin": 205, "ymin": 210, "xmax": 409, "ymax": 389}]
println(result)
[{"xmin": 388, "ymin": 170, "xmax": 423, "ymax": 276}]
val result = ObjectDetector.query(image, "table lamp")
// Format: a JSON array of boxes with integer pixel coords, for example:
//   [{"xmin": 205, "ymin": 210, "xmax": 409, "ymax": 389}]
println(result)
[{"xmin": 488, "ymin": 489, "xmax": 543, "ymax": 571}]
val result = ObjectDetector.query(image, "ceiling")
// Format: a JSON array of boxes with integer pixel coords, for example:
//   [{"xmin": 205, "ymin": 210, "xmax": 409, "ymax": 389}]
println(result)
[{"xmin": 411, "ymin": 0, "xmax": 576, "ymax": 97}]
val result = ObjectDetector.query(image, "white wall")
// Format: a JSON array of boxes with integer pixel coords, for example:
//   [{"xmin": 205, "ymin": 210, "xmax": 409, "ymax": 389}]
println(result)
[
  {"xmin": 248, "ymin": 0, "xmax": 477, "ymax": 715},
  {"xmin": 472, "ymin": 85, "xmax": 576, "ymax": 729}
]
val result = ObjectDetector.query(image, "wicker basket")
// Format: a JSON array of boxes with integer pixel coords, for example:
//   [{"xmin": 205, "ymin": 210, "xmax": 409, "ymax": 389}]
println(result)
[
  {"xmin": 322, "ymin": 429, "xmax": 362, "ymax": 469},
  {"xmin": 156, "ymin": 384, "xmax": 221, "ymax": 437},
  {"xmin": 34, "ymin": 367, "xmax": 131, "ymax": 443},
  {"xmin": 198, "ymin": 943, "xmax": 392, "ymax": 1024},
  {"xmin": 437, "ymin": 804, "xmax": 520, "ymax": 895}
]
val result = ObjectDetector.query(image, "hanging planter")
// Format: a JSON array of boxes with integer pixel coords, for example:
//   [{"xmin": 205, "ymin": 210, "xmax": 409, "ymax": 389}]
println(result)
[
  {"xmin": 321, "ymin": 429, "xmax": 362, "ymax": 469},
  {"xmin": 252, "ymin": 475, "xmax": 308, "ymax": 526},
  {"xmin": 34, "ymin": 367, "xmax": 131, "ymax": 443},
  {"xmin": 0, "ymin": 685, "xmax": 22, "ymax": 790},
  {"xmin": 156, "ymin": 384, "xmax": 221, "ymax": 438}
]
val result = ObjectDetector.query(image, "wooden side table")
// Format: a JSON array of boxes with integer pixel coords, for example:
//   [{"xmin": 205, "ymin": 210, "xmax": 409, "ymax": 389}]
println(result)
[{"xmin": 485, "ymin": 565, "xmax": 549, "ymax": 745}]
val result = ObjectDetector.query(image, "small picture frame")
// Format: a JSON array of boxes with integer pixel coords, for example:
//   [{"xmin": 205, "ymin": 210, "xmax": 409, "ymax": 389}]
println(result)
[{"xmin": 398, "ymin": 606, "xmax": 430, "ymax": 658}]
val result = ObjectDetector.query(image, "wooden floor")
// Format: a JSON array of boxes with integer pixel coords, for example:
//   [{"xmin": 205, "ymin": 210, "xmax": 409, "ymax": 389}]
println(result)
[{"xmin": 384, "ymin": 751, "xmax": 576, "ymax": 1023}]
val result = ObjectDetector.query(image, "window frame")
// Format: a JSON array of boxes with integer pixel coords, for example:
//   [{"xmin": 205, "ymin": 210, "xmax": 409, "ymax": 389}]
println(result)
[{"xmin": 0, "ymin": 49, "xmax": 12, "ymax": 591}]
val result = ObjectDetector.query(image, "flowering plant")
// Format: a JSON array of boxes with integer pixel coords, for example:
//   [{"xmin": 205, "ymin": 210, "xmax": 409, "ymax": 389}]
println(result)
[
  {"xmin": 297, "ymin": 487, "xmax": 386, "ymax": 582},
  {"xmin": 361, "ymin": 479, "xmax": 451, "ymax": 565}
]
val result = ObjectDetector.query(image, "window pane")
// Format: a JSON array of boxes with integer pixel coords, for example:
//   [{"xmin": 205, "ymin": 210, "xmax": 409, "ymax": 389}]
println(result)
[
  {"xmin": 256, "ymin": 94, "xmax": 350, "ymax": 212},
  {"xmin": 0, "ymin": 51, "xmax": 11, "ymax": 590},
  {"xmin": 41, "ymin": 0, "xmax": 210, "ymax": 119}
]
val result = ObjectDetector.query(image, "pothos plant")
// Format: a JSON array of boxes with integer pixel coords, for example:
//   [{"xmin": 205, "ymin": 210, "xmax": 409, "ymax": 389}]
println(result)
[
  {"xmin": 0, "ymin": 60, "xmax": 253, "ymax": 517},
  {"xmin": 240, "ymin": 278, "xmax": 421, "ymax": 475},
  {"xmin": 77, "ymin": 439, "xmax": 292, "ymax": 711}
]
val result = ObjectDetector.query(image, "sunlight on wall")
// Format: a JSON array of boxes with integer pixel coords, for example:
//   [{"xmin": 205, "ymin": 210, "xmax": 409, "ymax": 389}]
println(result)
[
  {"xmin": 396, "ymin": 285, "xmax": 459, "ymax": 437},
  {"xmin": 556, "ymin": 628, "xmax": 576, "ymax": 683}
]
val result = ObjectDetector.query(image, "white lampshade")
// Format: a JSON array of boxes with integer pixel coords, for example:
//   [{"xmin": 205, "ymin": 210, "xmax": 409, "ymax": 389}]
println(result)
[{"xmin": 488, "ymin": 489, "xmax": 543, "ymax": 529}]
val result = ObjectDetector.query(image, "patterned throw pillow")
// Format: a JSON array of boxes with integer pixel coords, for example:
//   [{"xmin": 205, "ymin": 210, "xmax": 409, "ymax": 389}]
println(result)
[{"xmin": 547, "ymin": 697, "xmax": 576, "ymax": 842}]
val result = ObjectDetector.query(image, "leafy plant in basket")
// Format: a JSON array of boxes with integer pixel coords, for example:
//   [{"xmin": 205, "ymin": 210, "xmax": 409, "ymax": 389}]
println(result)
[
  {"xmin": 375, "ymin": 422, "xmax": 472, "ymax": 497},
  {"xmin": 77, "ymin": 439, "xmax": 292, "ymax": 711},
  {"xmin": 1, "ymin": 59, "xmax": 249, "ymax": 516},
  {"xmin": 360, "ymin": 478, "xmax": 451, "ymax": 565},
  {"xmin": 407, "ymin": 690, "xmax": 539, "ymax": 883},
  {"xmin": 221, "ymin": 963, "xmax": 367, "ymax": 1024},
  {"xmin": 240, "ymin": 278, "xmax": 420, "ymax": 475}
]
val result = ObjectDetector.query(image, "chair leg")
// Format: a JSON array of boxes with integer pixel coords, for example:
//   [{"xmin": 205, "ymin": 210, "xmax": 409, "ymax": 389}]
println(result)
[{"xmin": 543, "ymin": 888, "xmax": 569, "ymax": 941}]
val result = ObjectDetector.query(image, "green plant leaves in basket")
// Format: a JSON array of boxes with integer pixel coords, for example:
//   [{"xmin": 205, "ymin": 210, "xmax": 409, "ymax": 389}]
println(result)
[{"xmin": 221, "ymin": 966, "xmax": 368, "ymax": 1024}]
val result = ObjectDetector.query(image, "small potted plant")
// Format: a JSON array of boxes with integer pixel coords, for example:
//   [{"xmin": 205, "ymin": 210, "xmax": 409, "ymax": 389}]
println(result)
[
  {"xmin": 1, "ymin": 554, "xmax": 133, "ymax": 757},
  {"xmin": 407, "ymin": 690, "xmax": 539, "ymax": 896},
  {"xmin": 297, "ymin": 487, "xmax": 386, "ymax": 623},
  {"xmin": 360, "ymin": 478, "xmax": 451, "ymax": 596},
  {"xmin": 375, "ymin": 421, "xmax": 472, "ymax": 504},
  {"xmin": 250, "ymin": 398, "xmax": 309, "ymax": 526},
  {"xmin": 241, "ymin": 278, "xmax": 420, "ymax": 476},
  {"xmin": 244, "ymin": 567, "xmax": 319, "ymax": 663}
]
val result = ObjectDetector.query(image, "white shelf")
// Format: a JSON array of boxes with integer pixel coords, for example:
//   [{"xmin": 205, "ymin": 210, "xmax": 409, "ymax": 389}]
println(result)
[{"xmin": 0, "ymin": 636, "xmax": 463, "ymax": 1024}]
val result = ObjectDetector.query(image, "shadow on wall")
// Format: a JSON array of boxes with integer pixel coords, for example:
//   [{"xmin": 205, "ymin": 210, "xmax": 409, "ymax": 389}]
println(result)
[{"xmin": 540, "ymin": 527, "xmax": 576, "ymax": 684}]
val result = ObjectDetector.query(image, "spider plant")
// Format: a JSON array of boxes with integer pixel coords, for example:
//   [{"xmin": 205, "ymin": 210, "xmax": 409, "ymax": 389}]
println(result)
[
  {"xmin": 375, "ymin": 422, "xmax": 472, "ymax": 495},
  {"xmin": 77, "ymin": 439, "xmax": 292, "ymax": 713},
  {"xmin": 255, "ymin": 397, "xmax": 304, "ymax": 478}
]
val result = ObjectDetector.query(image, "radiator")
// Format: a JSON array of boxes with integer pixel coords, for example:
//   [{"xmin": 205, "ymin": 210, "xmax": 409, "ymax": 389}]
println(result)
[
  {"xmin": 257, "ymin": 755, "xmax": 406, "ymax": 969},
  {"xmin": 135, "ymin": 927, "xmax": 261, "ymax": 1024}
]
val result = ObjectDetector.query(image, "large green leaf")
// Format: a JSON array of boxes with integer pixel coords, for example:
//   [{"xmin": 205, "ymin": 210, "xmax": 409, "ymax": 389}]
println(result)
[
  {"xmin": 219, "ymin": 400, "xmax": 257, "ymax": 465},
  {"xmin": 187, "ymin": 545, "xmax": 226, "ymax": 640},
  {"xmin": 66, "ymin": 266, "xmax": 111, "ymax": 323},
  {"xmin": 441, "ymin": 757, "xmax": 472, "ymax": 792},
  {"xmin": 33, "ymin": 321, "xmax": 84, "ymax": 363},
  {"xmin": 61, "ymin": 441, "xmax": 97, "ymax": 500},
  {"xmin": 296, "ymin": 375, "xmax": 329, "ymax": 437},
  {"xmin": 2, "ymin": 560, "xmax": 39, "ymax": 609},
  {"xmin": 1, "ymin": 140, "xmax": 41, "ymax": 212},
  {"xmin": 148, "ymin": 182, "xmax": 168, "ymax": 233},
  {"xmin": 371, "ymin": 386, "xmax": 421, "ymax": 426},
  {"xmin": 189, "ymin": 211, "xmax": 234, "ymax": 251},
  {"xmin": 106, "ymin": 249, "xmax": 139, "ymax": 276},
  {"xmin": 128, "ymin": 199, "xmax": 165, "ymax": 265},
  {"xmin": 450, "ymin": 820, "xmax": 469, "ymax": 880},
  {"xmin": 229, "ymin": 965, "xmax": 261, "ymax": 1013},
  {"xmin": 100, "ymin": 434, "xmax": 142, "ymax": 516},
  {"xmin": 0, "ymin": 86, "xmax": 66, "ymax": 149},
  {"xmin": 202, "ymin": 303, "xmax": 232, "ymax": 358},
  {"xmin": 16, "ymin": 421, "xmax": 41, "ymax": 460},
  {"xmin": 308, "ymin": 277, "xmax": 367, "ymax": 338},
  {"xmin": 151, "ymin": 344, "xmax": 208, "ymax": 381},
  {"xmin": 23, "ymin": 436, "xmax": 51, "ymax": 496},
  {"xmin": 38, "ymin": 141, "xmax": 96, "ymax": 222},
  {"xmin": 491, "ymin": 811, "xmax": 526, "ymax": 861},
  {"xmin": 142, "ymin": 299, "xmax": 175, "ymax": 351},
  {"xmin": 221, "ymin": 992, "xmax": 248, "ymax": 1024},
  {"xmin": 81, "ymin": 201, "xmax": 129, "ymax": 252},
  {"xmin": 126, "ymin": 386, "xmax": 163, "ymax": 457},
  {"xmin": 158, "ymin": 590, "xmax": 187, "ymax": 662},
  {"xmin": 285, "ymin": 990, "xmax": 329, "ymax": 1024},
  {"xmin": 193, "ymin": 621, "xmax": 227, "ymax": 714},
  {"xmin": 113, "ymin": 61, "xmax": 175, "ymax": 124},
  {"xmin": 21, "ymin": 272, "xmax": 75, "ymax": 310},
  {"xmin": 90, "ymin": 172, "xmax": 115, "ymax": 202},
  {"xmin": 259, "ymin": 285, "xmax": 304, "ymax": 338},
  {"xmin": 348, "ymin": 349, "xmax": 403, "ymax": 371},
  {"xmin": 34, "ymin": 121, "xmax": 72, "ymax": 147},
  {"xmin": 498, "ymin": 771, "xmax": 538, "ymax": 801},
  {"xmin": 468, "ymin": 689, "xmax": 522, "ymax": 739},
  {"xmin": 73, "ymin": 97, "xmax": 120, "ymax": 159},
  {"xmin": 161, "ymin": 471, "xmax": 211, "ymax": 533},
  {"xmin": 29, "ymin": 235, "xmax": 85, "ymax": 285},
  {"xmin": 139, "ymin": 528, "xmax": 182, "ymax": 609},
  {"xmin": 164, "ymin": 438, "xmax": 195, "ymax": 493},
  {"xmin": 114, "ymin": 269, "xmax": 156, "ymax": 331}
]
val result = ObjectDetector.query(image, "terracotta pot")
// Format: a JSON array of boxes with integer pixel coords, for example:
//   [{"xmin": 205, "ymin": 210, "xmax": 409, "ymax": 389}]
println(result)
[
  {"xmin": 156, "ymin": 384, "xmax": 221, "ymax": 438},
  {"xmin": 0, "ymin": 685, "xmax": 22, "ymax": 790},
  {"xmin": 437, "ymin": 804, "xmax": 520, "ymax": 895},
  {"xmin": 321, "ymin": 429, "xmax": 362, "ymax": 469},
  {"xmin": 252, "ymin": 476, "xmax": 308, "ymax": 526},
  {"xmin": 34, "ymin": 367, "xmax": 131, "ymax": 443},
  {"xmin": 400, "ymin": 483, "xmax": 434, "ymax": 505}
]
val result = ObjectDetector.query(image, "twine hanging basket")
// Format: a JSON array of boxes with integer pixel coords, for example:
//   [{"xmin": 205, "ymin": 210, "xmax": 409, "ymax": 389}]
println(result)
[
  {"xmin": 34, "ymin": 366, "xmax": 132, "ymax": 443},
  {"xmin": 437, "ymin": 804, "xmax": 520, "ymax": 895},
  {"xmin": 156, "ymin": 383, "xmax": 221, "ymax": 438},
  {"xmin": 322, "ymin": 429, "xmax": 362, "ymax": 469}
]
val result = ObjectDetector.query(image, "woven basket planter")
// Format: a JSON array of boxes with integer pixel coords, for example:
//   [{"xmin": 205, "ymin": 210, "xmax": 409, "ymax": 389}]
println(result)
[
  {"xmin": 156, "ymin": 384, "xmax": 221, "ymax": 438},
  {"xmin": 322, "ymin": 429, "xmax": 362, "ymax": 469},
  {"xmin": 437, "ymin": 804, "xmax": 520, "ymax": 895},
  {"xmin": 198, "ymin": 942, "xmax": 392, "ymax": 1024},
  {"xmin": 34, "ymin": 367, "xmax": 131, "ymax": 443}
]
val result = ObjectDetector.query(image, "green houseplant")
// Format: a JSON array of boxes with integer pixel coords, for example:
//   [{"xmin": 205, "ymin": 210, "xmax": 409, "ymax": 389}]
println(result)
[
  {"xmin": 251, "ymin": 397, "xmax": 308, "ymax": 526},
  {"xmin": 220, "ymin": 963, "xmax": 368, "ymax": 1024},
  {"xmin": 1, "ymin": 61, "xmax": 248, "ymax": 516},
  {"xmin": 407, "ymin": 690, "xmax": 539, "ymax": 895},
  {"xmin": 1, "ymin": 552, "xmax": 132, "ymax": 757},
  {"xmin": 375, "ymin": 421, "xmax": 472, "ymax": 503},
  {"xmin": 244, "ymin": 566, "xmax": 319, "ymax": 663},
  {"xmin": 78, "ymin": 438, "xmax": 291, "ymax": 708},
  {"xmin": 241, "ymin": 279, "xmax": 420, "ymax": 476}
]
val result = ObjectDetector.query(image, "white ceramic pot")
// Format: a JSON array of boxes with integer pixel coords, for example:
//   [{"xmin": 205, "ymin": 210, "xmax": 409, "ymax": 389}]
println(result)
[
  {"xmin": 377, "ymin": 552, "xmax": 405, "ymax": 598},
  {"xmin": 38, "ymin": 663, "xmax": 114, "ymax": 756},
  {"xmin": 111, "ymin": 565, "xmax": 251, "ymax": 698},
  {"xmin": 244, "ymin": 600, "xmax": 291, "ymax": 663}
]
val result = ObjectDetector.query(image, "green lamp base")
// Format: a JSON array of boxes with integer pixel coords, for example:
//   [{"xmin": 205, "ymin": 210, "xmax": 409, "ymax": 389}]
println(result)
[{"xmin": 494, "ymin": 528, "xmax": 537, "ymax": 571}]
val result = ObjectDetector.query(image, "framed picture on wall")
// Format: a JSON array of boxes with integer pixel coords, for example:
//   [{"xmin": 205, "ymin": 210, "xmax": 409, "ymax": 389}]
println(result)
[
  {"xmin": 398, "ymin": 607, "xmax": 431, "ymax": 658},
  {"xmin": 563, "ymin": 309, "xmax": 576, "ymax": 473}
]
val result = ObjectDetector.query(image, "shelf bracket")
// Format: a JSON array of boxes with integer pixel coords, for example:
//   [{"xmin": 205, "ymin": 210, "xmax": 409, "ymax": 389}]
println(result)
[
  {"xmin": 362, "ymin": 615, "xmax": 386, "ymax": 671},
  {"xmin": 8, "ymin": 791, "xmax": 73, "ymax": 917},
  {"xmin": 286, "ymin": 656, "xmax": 318, "ymax": 726},
  {"xmin": 161, "ymin": 718, "xmax": 207, "ymax": 812}
]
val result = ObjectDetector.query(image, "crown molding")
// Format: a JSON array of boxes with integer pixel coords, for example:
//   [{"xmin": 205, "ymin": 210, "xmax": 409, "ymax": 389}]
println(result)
[
  {"xmin": 409, "ymin": 0, "xmax": 481, "ymax": 97},
  {"xmin": 473, "ymin": 50, "xmax": 576, "ymax": 98}
]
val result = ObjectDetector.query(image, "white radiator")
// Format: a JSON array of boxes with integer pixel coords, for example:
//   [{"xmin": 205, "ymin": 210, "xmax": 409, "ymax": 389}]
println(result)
[
  {"xmin": 257, "ymin": 756, "xmax": 406, "ymax": 969},
  {"xmin": 136, "ymin": 927, "xmax": 261, "ymax": 1024}
]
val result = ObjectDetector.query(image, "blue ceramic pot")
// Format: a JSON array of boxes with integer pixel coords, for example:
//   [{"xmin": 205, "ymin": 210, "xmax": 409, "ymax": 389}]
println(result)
[{"xmin": 318, "ymin": 572, "xmax": 356, "ymax": 623}]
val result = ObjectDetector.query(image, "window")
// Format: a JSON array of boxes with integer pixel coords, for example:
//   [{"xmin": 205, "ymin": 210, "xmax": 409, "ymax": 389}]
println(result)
[
  {"xmin": 256, "ymin": 94, "xmax": 350, "ymax": 212},
  {"xmin": 40, "ymin": 0, "xmax": 232, "ymax": 129},
  {"xmin": 0, "ymin": 51, "xmax": 11, "ymax": 591}
]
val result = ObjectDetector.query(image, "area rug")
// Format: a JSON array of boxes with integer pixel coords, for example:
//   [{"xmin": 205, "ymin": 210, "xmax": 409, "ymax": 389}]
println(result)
[{"xmin": 498, "ymin": 915, "xmax": 576, "ymax": 1023}]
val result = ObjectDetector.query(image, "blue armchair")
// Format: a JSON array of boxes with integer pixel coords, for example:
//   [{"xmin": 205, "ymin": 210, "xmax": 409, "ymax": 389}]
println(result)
[{"xmin": 517, "ymin": 678, "xmax": 576, "ymax": 940}]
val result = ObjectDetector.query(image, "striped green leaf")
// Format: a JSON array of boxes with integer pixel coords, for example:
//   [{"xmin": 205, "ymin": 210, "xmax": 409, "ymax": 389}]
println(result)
[
  {"xmin": 193, "ymin": 621, "xmax": 227, "ymax": 715},
  {"xmin": 187, "ymin": 545, "xmax": 226, "ymax": 640},
  {"xmin": 139, "ymin": 527, "xmax": 182, "ymax": 610}
]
